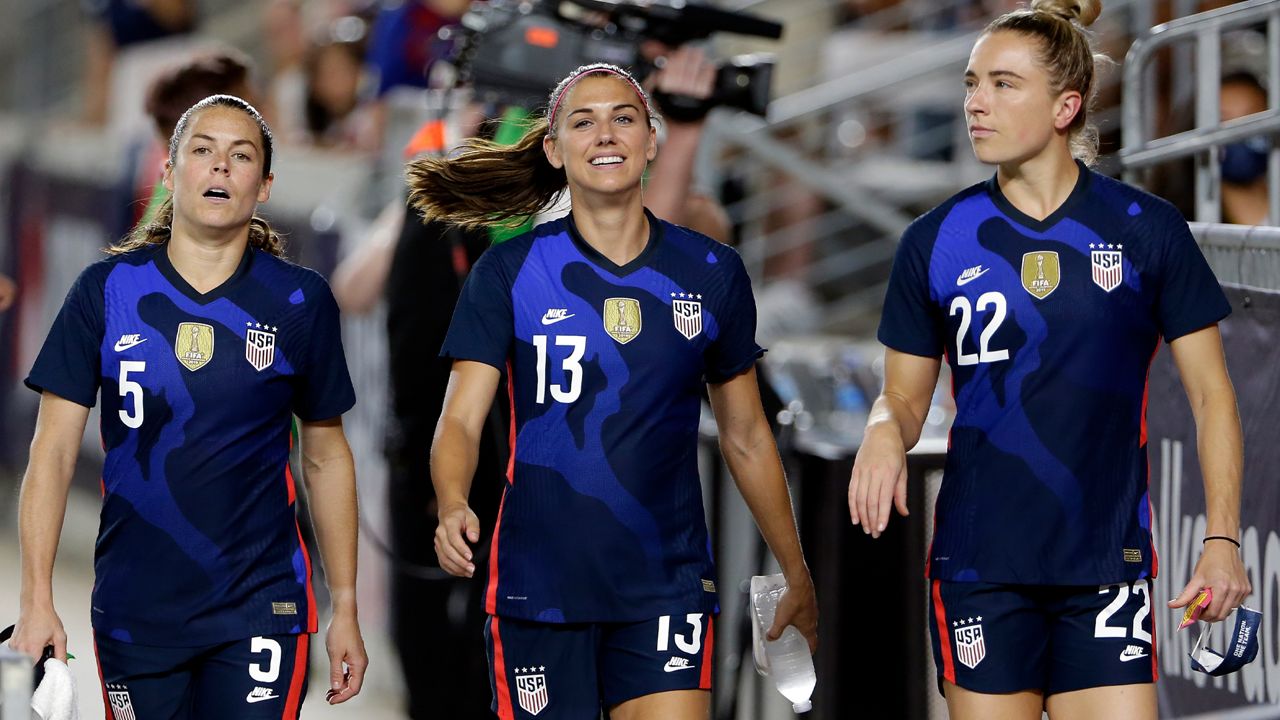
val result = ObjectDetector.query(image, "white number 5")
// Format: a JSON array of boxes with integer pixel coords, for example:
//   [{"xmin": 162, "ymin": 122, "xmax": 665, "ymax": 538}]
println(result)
[
  {"xmin": 118, "ymin": 361, "xmax": 146, "ymax": 429},
  {"xmin": 248, "ymin": 636, "xmax": 282, "ymax": 683}
]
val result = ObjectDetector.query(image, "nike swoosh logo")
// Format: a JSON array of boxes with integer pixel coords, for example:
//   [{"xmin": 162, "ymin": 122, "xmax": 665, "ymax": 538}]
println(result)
[
  {"xmin": 541, "ymin": 314, "xmax": 575, "ymax": 325},
  {"xmin": 114, "ymin": 338, "xmax": 147, "ymax": 352},
  {"xmin": 245, "ymin": 693, "xmax": 280, "ymax": 703},
  {"xmin": 956, "ymin": 268, "xmax": 990, "ymax": 286},
  {"xmin": 1119, "ymin": 653, "xmax": 1149, "ymax": 662},
  {"xmin": 664, "ymin": 664, "xmax": 695, "ymax": 672}
]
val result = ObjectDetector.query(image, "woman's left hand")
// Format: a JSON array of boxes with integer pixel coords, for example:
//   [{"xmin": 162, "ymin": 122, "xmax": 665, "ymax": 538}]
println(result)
[
  {"xmin": 768, "ymin": 570, "xmax": 819, "ymax": 654},
  {"xmin": 1169, "ymin": 539, "xmax": 1251, "ymax": 623},
  {"xmin": 324, "ymin": 611, "xmax": 368, "ymax": 704}
]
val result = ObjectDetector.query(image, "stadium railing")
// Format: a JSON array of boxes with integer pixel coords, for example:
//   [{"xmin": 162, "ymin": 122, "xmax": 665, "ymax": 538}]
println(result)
[{"xmin": 1121, "ymin": 0, "xmax": 1280, "ymax": 223}]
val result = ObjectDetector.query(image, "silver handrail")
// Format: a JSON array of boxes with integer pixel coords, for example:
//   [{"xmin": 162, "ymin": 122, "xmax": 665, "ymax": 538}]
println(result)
[{"xmin": 1120, "ymin": 0, "xmax": 1280, "ymax": 223}]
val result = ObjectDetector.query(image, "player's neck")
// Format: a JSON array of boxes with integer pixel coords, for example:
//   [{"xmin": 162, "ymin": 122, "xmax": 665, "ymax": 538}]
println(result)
[
  {"xmin": 569, "ymin": 195, "xmax": 650, "ymax": 267},
  {"xmin": 166, "ymin": 224, "xmax": 251, "ymax": 294},
  {"xmin": 996, "ymin": 145, "xmax": 1080, "ymax": 222}
]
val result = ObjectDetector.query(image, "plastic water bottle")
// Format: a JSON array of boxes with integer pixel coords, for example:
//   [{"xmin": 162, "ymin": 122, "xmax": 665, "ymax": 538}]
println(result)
[{"xmin": 750, "ymin": 574, "xmax": 816, "ymax": 713}]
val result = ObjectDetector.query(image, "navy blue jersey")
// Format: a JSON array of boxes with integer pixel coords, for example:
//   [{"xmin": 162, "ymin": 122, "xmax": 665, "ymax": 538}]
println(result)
[
  {"xmin": 879, "ymin": 163, "xmax": 1230, "ymax": 586},
  {"xmin": 26, "ymin": 245, "xmax": 355, "ymax": 646},
  {"xmin": 442, "ymin": 210, "xmax": 762, "ymax": 623}
]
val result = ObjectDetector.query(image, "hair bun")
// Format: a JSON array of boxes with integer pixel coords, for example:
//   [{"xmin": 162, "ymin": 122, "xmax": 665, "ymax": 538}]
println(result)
[{"xmin": 1030, "ymin": 0, "xmax": 1102, "ymax": 27}]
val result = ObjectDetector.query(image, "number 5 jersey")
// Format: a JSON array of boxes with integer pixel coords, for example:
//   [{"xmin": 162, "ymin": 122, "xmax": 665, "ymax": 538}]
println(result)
[
  {"xmin": 878, "ymin": 163, "xmax": 1230, "ymax": 586},
  {"xmin": 441, "ymin": 209, "xmax": 763, "ymax": 624},
  {"xmin": 26, "ymin": 245, "xmax": 355, "ymax": 646}
]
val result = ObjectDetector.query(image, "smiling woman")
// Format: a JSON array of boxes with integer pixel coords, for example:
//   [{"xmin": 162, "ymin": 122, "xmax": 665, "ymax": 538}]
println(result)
[
  {"xmin": 11, "ymin": 93, "xmax": 369, "ymax": 718},
  {"xmin": 407, "ymin": 63, "xmax": 818, "ymax": 720}
]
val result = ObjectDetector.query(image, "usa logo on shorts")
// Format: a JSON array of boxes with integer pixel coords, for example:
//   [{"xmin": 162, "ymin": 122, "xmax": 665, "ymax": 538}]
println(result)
[
  {"xmin": 953, "ymin": 618, "xmax": 986, "ymax": 669},
  {"xmin": 515, "ymin": 666, "xmax": 549, "ymax": 716},
  {"xmin": 106, "ymin": 683, "xmax": 138, "ymax": 720}
]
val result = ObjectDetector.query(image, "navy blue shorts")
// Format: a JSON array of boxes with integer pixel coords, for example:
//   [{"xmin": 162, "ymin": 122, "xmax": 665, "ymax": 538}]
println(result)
[
  {"xmin": 485, "ymin": 613, "xmax": 714, "ymax": 718},
  {"xmin": 94, "ymin": 632, "xmax": 309, "ymax": 719},
  {"xmin": 928, "ymin": 579, "xmax": 1157, "ymax": 697}
]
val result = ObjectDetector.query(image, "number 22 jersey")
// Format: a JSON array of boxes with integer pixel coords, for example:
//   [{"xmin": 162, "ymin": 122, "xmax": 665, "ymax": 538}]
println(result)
[
  {"xmin": 26, "ymin": 245, "xmax": 355, "ymax": 646},
  {"xmin": 879, "ymin": 163, "xmax": 1230, "ymax": 586},
  {"xmin": 441, "ymin": 210, "xmax": 763, "ymax": 623}
]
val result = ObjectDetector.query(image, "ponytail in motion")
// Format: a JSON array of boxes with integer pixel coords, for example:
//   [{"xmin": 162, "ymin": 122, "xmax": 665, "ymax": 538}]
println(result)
[{"xmin": 406, "ymin": 63, "xmax": 657, "ymax": 229}]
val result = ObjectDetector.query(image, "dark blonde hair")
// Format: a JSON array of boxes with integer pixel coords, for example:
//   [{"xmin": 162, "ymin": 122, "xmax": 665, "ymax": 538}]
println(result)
[
  {"xmin": 406, "ymin": 63, "xmax": 656, "ymax": 229},
  {"xmin": 985, "ymin": 0, "xmax": 1105, "ymax": 164},
  {"xmin": 111, "ymin": 94, "xmax": 285, "ymax": 257}
]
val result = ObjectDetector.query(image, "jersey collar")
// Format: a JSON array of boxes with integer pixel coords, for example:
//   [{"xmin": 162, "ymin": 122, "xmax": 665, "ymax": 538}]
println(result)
[
  {"xmin": 153, "ymin": 242, "xmax": 256, "ymax": 305},
  {"xmin": 565, "ymin": 207, "xmax": 663, "ymax": 277},
  {"xmin": 986, "ymin": 159, "xmax": 1092, "ymax": 233}
]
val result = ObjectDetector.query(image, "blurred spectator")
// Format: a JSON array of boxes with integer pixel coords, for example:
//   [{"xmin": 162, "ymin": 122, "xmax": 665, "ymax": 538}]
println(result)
[
  {"xmin": 364, "ymin": 0, "xmax": 470, "ymax": 149},
  {"xmin": 0, "ymin": 273, "xmax": 15, "ymax": 313},
  {"xmin": 1220, "ymin": 71, "xmax": 1271, "ymax": 226},
  {"xmin": 641, "ymin": 44, "xmax": 734, "ymax": 243},
  {"xmin": 305, "ymin": 33, "xmax": 378, "ymax": 149},
  {"xmin": 133, "ymin": 49, "xmax": 255, "ymax": 225},
  {"xmin": 81, "ymin": 0, "xmax": 198, "ymax": 126}
]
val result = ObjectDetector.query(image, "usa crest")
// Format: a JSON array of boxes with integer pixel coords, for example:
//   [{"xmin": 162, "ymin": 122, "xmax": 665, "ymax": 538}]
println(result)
[
  {"xmin": 175, "ymin": 322, "xmax": 215, "ymax": 371},
  {"xmin": 1021, "ymin": 251, "xmax": 1060, "ymax": 299},
  {"xmin": 603, "ymin": 297, "xmax": 642, "ymax": 344},
  {"xmin": 515, "ymin": 666, "xmax": 549, "ymax": 716},
  {"xmin": 954, "ymin": 618, "xmax": 986, "ymax": 669},
  {"xmin": 106, "ymin": 683, "xmax": 138, "ymax": 720},
  {"xmin": 245, "ymin": 322, "xmax": 277, "ymax": 372},
  {"xmin": 1090, "ymin": 243, "xmax": 1123, "ymax": 292},
  {"xmin": 671, "ymin": 292, "xmax": 703, "ymax": 340}
]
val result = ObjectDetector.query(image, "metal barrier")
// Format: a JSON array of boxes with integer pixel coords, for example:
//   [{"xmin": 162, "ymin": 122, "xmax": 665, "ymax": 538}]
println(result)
[
  {"xmin": 1191, "ymin": 221, "xmax": 1280, "ymax": 291},
  {"xmin": 1120, "ymin": 0, "xmax": 1280, "ymax": 223}
]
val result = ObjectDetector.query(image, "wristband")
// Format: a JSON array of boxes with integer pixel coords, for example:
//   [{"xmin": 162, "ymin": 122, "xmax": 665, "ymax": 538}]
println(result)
[
  {"xmin": 1203, "ymin": 535, "xmax": 1242, "ymax": 549},
  {"xmin": 651, "ymin": 90, "xmax": 713, "ymax": 123}
]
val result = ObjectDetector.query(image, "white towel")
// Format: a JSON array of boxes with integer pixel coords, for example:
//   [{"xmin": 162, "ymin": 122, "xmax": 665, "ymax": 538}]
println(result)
[{"xmin": 31, "ymin": 658, "xmax": 79, "ymax": 720}]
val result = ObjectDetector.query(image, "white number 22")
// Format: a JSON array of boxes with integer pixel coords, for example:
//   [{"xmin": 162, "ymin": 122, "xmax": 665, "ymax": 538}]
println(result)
[{"xmin": 950, "ymin": 292, "xmax": 1010, "ymax": 366}]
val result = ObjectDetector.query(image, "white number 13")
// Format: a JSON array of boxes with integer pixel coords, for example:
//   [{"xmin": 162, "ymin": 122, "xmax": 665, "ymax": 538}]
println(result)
[{"xmin": 533, "ymin": 335, "xmax": 586, "ymax": 404}]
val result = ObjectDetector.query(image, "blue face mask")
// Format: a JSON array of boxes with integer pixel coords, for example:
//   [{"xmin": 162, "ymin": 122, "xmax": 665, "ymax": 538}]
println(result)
[
  {"xmin": 1221, "ymin": 136, "xmax": 1270, "ymax": 184},
  {"xmin": 1188, "ymin": 605, "xmax": 1262, "ymax": 676}
]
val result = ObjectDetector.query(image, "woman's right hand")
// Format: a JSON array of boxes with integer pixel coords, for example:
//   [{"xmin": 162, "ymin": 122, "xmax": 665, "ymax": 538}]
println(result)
[
  {"xmin": 10, "ymin": 604, "xmax": 67, "ymax": 663},
  {"xmin": 848, "ymin": 424, "xmax": 910, "ymax": 539},
  {"xmin": 434, "ymin": 501, "xmax": 481, "ymax": 577}
]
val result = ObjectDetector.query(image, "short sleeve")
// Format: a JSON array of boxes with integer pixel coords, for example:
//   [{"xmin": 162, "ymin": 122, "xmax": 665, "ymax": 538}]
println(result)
[
  {"xmin": 293, "ymin": 281, "xmax": 357, "ymax": 421},
  {"xmin": 877, "ymin": 223, "xmax": 943, "ymax": 357},
  {"xmin": 705, "ymin": 251, "xmax": 765, "ymax": 384},
  {"xmin": 1155, "ymin": 208, "xmax": 1231, "ymax": 342},
  {"xmin": 25, "ymin": 267, "xmax": 106, "ymax": 407},
  {"xmin": 440, "ymin": 248, "xmax": 514, "ymax": 371}
]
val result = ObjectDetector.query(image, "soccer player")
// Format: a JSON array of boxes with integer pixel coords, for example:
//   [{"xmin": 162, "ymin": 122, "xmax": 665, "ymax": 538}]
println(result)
[
  {"xmin": 407, "ymin": 64, "xmax": 818, "ymax": 719},
  {"xmin": 849, "ymin": 1, "xmax": 1250, "ymax": 718},
  {"xmin": 11, "ymin": 95, "xmax": 367, "ymax": 718}
]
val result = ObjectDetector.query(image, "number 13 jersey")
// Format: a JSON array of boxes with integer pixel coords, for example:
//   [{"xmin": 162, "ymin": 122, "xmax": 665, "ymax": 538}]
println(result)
[
  {"xmin": 441, "ymin": 210, "xmax": 763, "ymax": 623},
  {"xmin": 879, "ymin": 164, "xmax": 1230, "ymax": 586}
]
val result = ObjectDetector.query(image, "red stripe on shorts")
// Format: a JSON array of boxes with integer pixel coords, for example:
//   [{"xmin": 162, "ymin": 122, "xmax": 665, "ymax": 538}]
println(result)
[
  {"xmin": 699, "ymin": 615, "xmax": 715, "ymax": 690},
  {"xmin": 491, "ymin": 617, "xmax": 516, "ymax": 720},
  {"xmin": 282, "ymin": 634, "xmax": 309, "ymax": 720},
  {"xmin": 93, "ymin": 633, "xmax": 113, "ymax": 720},
  {"xmin": 932, "ymin": 580, "xmax": 956, "ymax": 685}
]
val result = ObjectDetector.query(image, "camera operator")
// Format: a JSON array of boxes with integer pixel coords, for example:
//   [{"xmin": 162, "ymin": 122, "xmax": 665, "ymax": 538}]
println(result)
[{"xmin": 642, "ymin": 43, "xmax": 733, "ymax": 244}]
